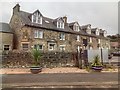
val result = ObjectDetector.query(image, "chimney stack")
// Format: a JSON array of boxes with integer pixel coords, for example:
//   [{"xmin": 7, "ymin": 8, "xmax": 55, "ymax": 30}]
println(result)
[
  {"xmin": 63, "ymin": 16, "xmax": 67, "ymax": 24},
  {"xmin": 13, "ymin": 4, "xmax": 20, "ymax": 14}
]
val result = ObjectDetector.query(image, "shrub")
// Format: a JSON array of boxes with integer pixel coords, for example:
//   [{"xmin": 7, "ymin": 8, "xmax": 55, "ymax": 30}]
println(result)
[
  {"xmin": 32, "ymin": 47, "xmax": 41, "ymax": 66},
  {"xmin": 91, "ymin": 55, "xmax": 102, "ymax": 67}
]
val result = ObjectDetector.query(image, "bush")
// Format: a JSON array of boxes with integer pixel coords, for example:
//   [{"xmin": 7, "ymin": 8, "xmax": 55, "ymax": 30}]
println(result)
[
  {"xmin": 32, "ymin": 48, "xmax": 42, "ymax": 66},
  {"xmin": 91, "ymin": 55, "xmax": 102, "ymax": 67}
]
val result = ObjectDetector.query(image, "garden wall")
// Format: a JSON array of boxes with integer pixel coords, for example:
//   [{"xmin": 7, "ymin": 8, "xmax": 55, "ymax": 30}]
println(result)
[{"xmin": 2, "ymin": 50, "xmax": 75, "ymax": 68}]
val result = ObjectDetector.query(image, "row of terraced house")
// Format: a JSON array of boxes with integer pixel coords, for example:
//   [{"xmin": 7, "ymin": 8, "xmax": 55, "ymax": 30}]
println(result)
[{"xmin": 1, "ymin": 4, "xmax": 110, "ymax": 53}]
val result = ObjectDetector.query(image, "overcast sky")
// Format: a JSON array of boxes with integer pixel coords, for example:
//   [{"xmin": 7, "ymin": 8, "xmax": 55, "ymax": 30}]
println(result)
[{"xmin": 0, "ymin": 1, "xmax": 118, "ymax": 35}]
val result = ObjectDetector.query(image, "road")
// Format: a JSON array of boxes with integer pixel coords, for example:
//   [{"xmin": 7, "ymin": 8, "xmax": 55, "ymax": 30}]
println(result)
[{"xmin": 2, "ymin": 72, "xmax": 118, "ymax": 89}]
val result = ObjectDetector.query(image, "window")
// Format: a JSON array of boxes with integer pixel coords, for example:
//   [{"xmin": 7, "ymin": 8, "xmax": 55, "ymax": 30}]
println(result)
[
  {"xmin": 96, "ymin": 29, "xmax": 99, "ymax": 35},
  {"xmin": 38, "ymin": 15, "xmax": 41, "ymax": 24},
  {"xmin": 32, "ymin": 13, "xmax": 42, "ymax": 24},
  {"xmin": 75, "ymin": 25, "xmax": 79, "ymax": 31},
  {"xmin": 60, "ymin": 33, "xmax": 65, "ymax": 40},
  {"xmin": 89, "ymin": 37, "xmax": 92, "ymax": 43},
  {"xmin": 87, "ymin": 30, "xmax": 91, "ymax": 34},
  {"xmin": 104, "ymin": 31, "xmax": 107, "ymax": 37},
  {"xmin": 59, "ymin": 45, "xmax": 65, "ymax": 51},
  {"xmin": 4, "ymin": 45, "xmax": 9, "ymax": 50},
  {"xmin": 77, "ymin": 46, "xmax": 80, "ymax": 52},
  {"xmin": 83, "ymin": 39, "xmax": 88, "ymax": 46},
  {"xmin": 34, "ymin": 30, "xmax": 43, "ymax": 38},
  {"xmin": 57, "ymin": 20, "xmax": 64, "ymax": 29},
  {"xmin": 98, "ymin": 39, "xmax": 101, "ymax": 44},
  {"xmin": 22, "ymin": 44, "xmax": 28, "ymax": 49},
  {"xmin": 77, "ymin": 35, "xmax": 80, "ymax": 41},
  {"xmin": 74, "ymin": 23, "xmax": 80, "ymax": 31},
  {"xmin": 48, "ymin": 43, "xmax": 56, "ymax": 51},
  {"xmin": 34, "ymin": 44, "xmax": 43, "ymax": 50}
]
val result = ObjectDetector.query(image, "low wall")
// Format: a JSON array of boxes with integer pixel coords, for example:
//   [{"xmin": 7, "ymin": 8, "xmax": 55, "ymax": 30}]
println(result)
[{"xmin": 2, "ymin": 50, "xmax": 75, "ymax": 68}]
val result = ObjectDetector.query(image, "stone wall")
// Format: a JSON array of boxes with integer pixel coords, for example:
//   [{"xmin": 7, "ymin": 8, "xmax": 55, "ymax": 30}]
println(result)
[
  {"xmin": 0, "ymin": 32, "xmax": 13, "ymax": 54},
  {"xmin": 2, "ymin": 50, "xmax": 76, "ymax": 68}
]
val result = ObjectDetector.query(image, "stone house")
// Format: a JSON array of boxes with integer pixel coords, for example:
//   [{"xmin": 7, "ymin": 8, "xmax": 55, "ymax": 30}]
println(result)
[
  {"xmin": 9, "ymin": 4, "xmax": 110, "ymax": 53},
  {"xmin": 0, "ymin": 23, "xmax": 13, "ymax": 53}
]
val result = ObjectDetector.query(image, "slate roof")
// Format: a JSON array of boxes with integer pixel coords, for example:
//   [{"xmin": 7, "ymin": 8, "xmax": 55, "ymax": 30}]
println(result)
[
  {"xmin": 69, "ymin": 22, "xmax": 77, "ymax": 26},
  {"xmin": 17, "ymin": 9, "xmax": 108, "ymax": 39},
  {"xmin": 81, "ymin": 24, "xmax": 91, "ymax": 30},
  {"xmin": 0, "ymin": 22, "xmax": 13, "ymax": 33}
]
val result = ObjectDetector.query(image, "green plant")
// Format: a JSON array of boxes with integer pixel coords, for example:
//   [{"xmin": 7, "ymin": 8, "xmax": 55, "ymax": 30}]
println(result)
[
  {"xmin": 91, "ymin": 55, "xmax": 102, "ymax": 67},
  {"xmin": 32, "ymin": 47, "xmax": 41, "ymax": 66}
]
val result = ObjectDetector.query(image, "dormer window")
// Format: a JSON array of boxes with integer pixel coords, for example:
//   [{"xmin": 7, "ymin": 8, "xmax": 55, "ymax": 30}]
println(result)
[
  {"xmin": 86, "ymin": 26, "xmax": 91, "ymax": 34},
  {"xmin": 96, "ymin": 29, "xmax": 99, "ymax": 35},
  {"xmin": 57, "ymin": 20, "xmax": 64, "ymax": 29},
  {"xmin": 74, "ymin": 23, "xmax": 80, "ymax": 31},
  {"xmin": 104, "ymin": 30, "xmax": 107, "ymax": 37},
  {"xmin": 32, "ymin": 12, "xmax": 42, "ymax": 24}
]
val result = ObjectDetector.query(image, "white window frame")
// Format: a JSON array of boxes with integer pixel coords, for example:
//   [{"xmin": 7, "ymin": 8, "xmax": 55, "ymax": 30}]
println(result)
[
  {"xmin": 96, "ymin": 29, "xmax": 99, "ymax": 35},
  {"xmin": 57, "ymin": 20, "xmax": 64, "ymax": 29},
  {"xmin": 74, "ymin": 23, "xmax": 80, "ymax": 32},
  {"xmin": 89, "ymin": 37, "xmax": 92, "ymax": 43},
  {"xmin": 98, "ymin": 39, "xmax": 101, "ymax": 44},
  {"xmin": 104, "ymin": 31, "xmax": 107, "ymax": 37},
  {"xmin": 48, "ymin": 43, "xmax": 56, "ymax": 51},
  {"xmin": 77, "ymin": 35, "xmax": 80, "ymax": 41},
  {"xmin": 34, "ymin": 30, "xmax": 43, "ymax": 39},
  {"xmin": 77, "ymin": 46, "xmax": 80, "ymax": 52},
  {"xmin": 60, "ymin": 33, "xmax": 65, "ymax": 40},
  {"xmin": 87, "ymin": 30, "xmax": 91, "ymax": 34},
  {"xmin": 32, "ymin": 13, "xmax": 42, "ymax": 24},
  {"xmin": 59, "ymin": 45, "xmax": 65, "ymax": 51}
]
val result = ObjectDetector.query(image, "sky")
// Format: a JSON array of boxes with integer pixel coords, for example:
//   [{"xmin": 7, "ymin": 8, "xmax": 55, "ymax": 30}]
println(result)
[{"xmin": 0, "ymin": 0, "xmax": 118, "ymax": 35}]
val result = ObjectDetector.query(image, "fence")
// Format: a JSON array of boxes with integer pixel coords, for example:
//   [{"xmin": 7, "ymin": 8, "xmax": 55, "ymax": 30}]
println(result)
[{"xmin": 87, "ymin": 49, "xmax": 109, "ymax": 63}]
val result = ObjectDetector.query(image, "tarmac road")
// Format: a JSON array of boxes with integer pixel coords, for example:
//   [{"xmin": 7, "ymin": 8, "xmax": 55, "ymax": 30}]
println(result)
[{"xmin": 2, "ymin": 72, "xmax": 118, "ymax": 89}]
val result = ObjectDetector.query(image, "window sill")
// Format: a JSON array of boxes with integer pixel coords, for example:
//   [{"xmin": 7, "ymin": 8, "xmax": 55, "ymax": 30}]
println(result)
[
  {"xmin": 60, "ymin": 39, "xmax": 65, "ymax": 41},
  {"xmin": 32, "ymin": 22, "xmax": 42, "ymax": 25},
  {"xmin": 34, "ymin": 38, "xmax": 43, "ymax": 39}
]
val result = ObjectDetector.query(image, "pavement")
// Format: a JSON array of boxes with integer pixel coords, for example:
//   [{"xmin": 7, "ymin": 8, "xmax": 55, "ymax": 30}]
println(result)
[{"xmin": 0, "ymin": 67, "xmax": 89, "ymax": 74}]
